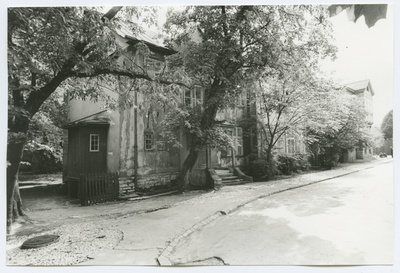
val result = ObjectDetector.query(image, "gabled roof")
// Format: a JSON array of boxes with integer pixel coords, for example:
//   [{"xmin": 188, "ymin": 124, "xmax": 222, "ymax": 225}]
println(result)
[
  {"xmin": 63, "ymin": 112, "xmax": 111, "ymax": 129},
  {"xmin": 343, "ymin": 79, "xmax": 375, "ymax": 96},
  {"xmin": 115, "ymin": 22, "xmax": 175, "ymax": 55}
]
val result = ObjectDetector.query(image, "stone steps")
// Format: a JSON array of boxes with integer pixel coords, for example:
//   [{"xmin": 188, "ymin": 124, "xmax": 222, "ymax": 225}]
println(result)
[{"xmin": 215, "ymin": 169, "xmax": 244, "ymax": 186}]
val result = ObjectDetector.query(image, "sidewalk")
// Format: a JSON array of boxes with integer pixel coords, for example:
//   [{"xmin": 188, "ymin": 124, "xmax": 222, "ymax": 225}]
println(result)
[{"xmin": 78, "ymin": 158, "xmax": 392, "ymax": 266}]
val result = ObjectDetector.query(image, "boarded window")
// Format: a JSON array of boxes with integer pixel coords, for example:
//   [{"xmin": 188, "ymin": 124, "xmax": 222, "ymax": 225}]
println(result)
[
  {"xmin": 90, "ymin": 134, "xmax": 100, "ymax": 152},
  {"xmin": 145, "ymin": 133, "xmax": 154, "ymax": 150}
]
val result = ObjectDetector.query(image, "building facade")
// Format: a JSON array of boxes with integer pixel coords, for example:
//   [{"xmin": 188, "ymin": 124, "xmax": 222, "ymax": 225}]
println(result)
[
  {"xmin": 63, "ymin": 27, "xmax": 253, "ymax": 196},
  {"xmin": 342, "ymin": 79, "xmax": 375, "ymax": 161}
]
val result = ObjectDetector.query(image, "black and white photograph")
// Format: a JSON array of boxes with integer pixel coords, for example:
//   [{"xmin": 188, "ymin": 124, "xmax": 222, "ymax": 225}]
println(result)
[{"xmin": 3, "ymin": 0, "xmax": 397, "ymax": 272}]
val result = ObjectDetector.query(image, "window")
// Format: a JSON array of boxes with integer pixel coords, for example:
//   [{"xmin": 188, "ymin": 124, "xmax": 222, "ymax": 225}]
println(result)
[
  {"xmin": 145, "ymin": 133, "xmax": 154, "ymax": 150},
  {"xmin": 287, "ymin": 138, "xmax": 295, "ymax": 154},
  {"xmin": 225, "ymin": 129, "xmax": 233, "ymax": 156},
  {"xmin": 194, "ymin": 86, "xmax": 202, "ymax": 106},
  {"xmin": 184, "ymin": 86, "xmax": 203, "ymax": 107},
  {"xmin": 146, "ymin": 58, "xmax": 163, "ymax": 77},
  {"xmin": 236, "ymin": 127, "xmax": 243, "ymax": 156},
  {"xmin": 237, "ymin": 93, "xmax": 246, "ymax": 107},
  {"xmin": 184, "ymin": 90, "xmax": 192, "ymax": 106},
  {"xmin": 90, "ymin": 134, "xmax": 100, "ymax": 152}
]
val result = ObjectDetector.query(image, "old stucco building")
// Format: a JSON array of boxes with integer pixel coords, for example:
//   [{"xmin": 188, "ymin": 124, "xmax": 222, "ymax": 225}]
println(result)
[{"xmin": 63, "ymin": 27, "xmax": 254, "ymax": 196}]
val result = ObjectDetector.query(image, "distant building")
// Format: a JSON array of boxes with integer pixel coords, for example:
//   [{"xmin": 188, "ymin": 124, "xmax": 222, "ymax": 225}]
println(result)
[
  {"xmin": 342, "ymin": 79, "xmax": 375, "ymax": 160},
  {"xmin": 343, "ymin": 79, "xmax": 374, "ymax": 126}
]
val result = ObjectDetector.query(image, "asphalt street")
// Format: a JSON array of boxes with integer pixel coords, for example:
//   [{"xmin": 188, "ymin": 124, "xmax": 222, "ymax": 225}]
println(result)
[{"xmin": 169, "ymin": 161, "xmax": 393, "ymax": 265}]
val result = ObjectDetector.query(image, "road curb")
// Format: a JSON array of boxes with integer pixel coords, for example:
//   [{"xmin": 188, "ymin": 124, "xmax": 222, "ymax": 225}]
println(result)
[
  {"xmin": 156, "ymin": 160, "xmax": 390, "ymax": 265},
  {"xmin": 156, "ymin": 211, "xmax": 224, "ymax": 265}
]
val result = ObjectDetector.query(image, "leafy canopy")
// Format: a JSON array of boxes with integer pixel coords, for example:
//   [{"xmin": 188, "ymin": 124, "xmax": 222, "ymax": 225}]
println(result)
[
  {"xmin": 8, "ymin": 7, "xmax": 161, "ymax": 119},
  {"xmin": 160, "ymin": 5, "xmax": 337, "ymax": 149},
  {"xmin": 380, "ymin": 110, "xmax": 393, "ymax": 139}
]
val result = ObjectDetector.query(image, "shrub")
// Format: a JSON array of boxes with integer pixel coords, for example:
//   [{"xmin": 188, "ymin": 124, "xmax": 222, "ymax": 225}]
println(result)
[
  {"xmin": 246, "ymin": 153, "xmax": 279, "ymax": 181},
  {"xmin": 21, "ymin": 141, "xmax": 62, "ymax": 173},
  {"xmin": 318, "ymin": 147, "xmax": 340, "ymax": 169},
  {"xmin": 277, "ymin": 154, "xmax": 310, "ymax": 175}
]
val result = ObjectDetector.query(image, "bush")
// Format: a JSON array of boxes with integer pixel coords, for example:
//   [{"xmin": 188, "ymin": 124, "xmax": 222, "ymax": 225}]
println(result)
[
  {"xmin": 277, "ymin": 154, "xmax": 310, "ymax": 175},
  {"xmin": 246, "ymin": 153, "xmax": 279, "ymax": 181},
  {"xmin": 21, "ymin": 141, "xmax": 62, "ymax": 173},
  {"xmin": 318, "ymin": 147, "xmax": 340, "ymax": 169}
]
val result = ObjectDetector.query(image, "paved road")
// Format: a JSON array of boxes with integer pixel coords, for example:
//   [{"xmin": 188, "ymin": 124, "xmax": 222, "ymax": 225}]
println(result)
[{"xmin": 169, "ymin": 162, "xmax": 393, "ymax": 265}]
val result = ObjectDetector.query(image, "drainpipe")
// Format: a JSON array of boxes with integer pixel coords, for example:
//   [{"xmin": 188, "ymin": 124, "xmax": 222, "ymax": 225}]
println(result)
[
  {"xmin": 231, "ymin": 147, "xmax": 235, "ymax": 168},
  {"xmin": 133, "ymin": 86, "xmax": 139, "ymax": 190},
  {"xmin": 205, "ymin": 146, "xmax": 209, "ymax": 168}
]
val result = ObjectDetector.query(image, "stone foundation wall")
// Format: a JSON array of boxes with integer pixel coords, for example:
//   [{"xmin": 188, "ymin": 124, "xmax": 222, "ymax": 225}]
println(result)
[
  {"xmin": 119, "ymin": 176, "xmax": 135, "ymax": 195},
  {"xmin": 136, "ymin": 172, "xmax": 179, "ymax": 192}
]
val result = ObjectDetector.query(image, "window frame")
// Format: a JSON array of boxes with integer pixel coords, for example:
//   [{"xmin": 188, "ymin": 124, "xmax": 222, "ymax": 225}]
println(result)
[
  {"xmin": 89, "ymin": 134, "xmax": 100, "ymax": 152},
  {"xmin": 184, "ymin": 89, "xmax": 192, "ymax": 106},
  {"xmin": 236, "ymin": 127, "xmax": 243, "ymax": 156},
  {"xmin": 225, "ymin": 129, "xmax": 234, "ymax": 156},
  {"xmin": 184, "ymin": 86, "xmax": 203, "ymax": 107},
  {"xmin": 144, "ymin": 132, "xmax": 154, "ymax": 151},
  {"xmin": 237, "ymin": 92, "xmax": 246, "ymax": 108},
  {"xmin": 287, "ymin": 138, "xmax": 295, "ymax": 154}
]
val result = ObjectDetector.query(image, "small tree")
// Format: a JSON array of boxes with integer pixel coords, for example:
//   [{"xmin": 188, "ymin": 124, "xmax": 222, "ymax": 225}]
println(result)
[
  {"xmin": 366, "ymin": 126, "xmax": 384, "ymax": 154},
  {"xmin": 305, "ymin": 89, "xmax": 370, "ymax": 167},
  {"xmin": 381, "ymin": 110, "xmax": 393, "ymax": 139},
  {"xmin": 255, "ymin": 68, "xmax": 336, "ymax": 165}
]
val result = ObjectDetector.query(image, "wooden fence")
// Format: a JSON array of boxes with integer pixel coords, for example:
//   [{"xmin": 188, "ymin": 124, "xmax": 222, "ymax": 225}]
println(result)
[{"xmin": 79, "ymin": 172, "xmax": 119, "ymax": 206}]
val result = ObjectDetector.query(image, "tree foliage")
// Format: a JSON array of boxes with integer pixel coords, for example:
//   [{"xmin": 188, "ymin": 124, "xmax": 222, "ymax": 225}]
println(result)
[
  {"xmin": 380, "ymin": 110, "xmax": 393, "ymax": 139},
  {"xmin": 305, "ymin": 88, "xmax": 371, "ymax": 167},
  {"xmin": 255, "ymin": 68, "xmax": 335, "ymax": 163},
  {"xmin": 7, "ymin": 6, "xmax": 162, "ymax": 232},
  {"xmin": 162, "ymin": 5, "xmax": 337, "ymax": 189}
]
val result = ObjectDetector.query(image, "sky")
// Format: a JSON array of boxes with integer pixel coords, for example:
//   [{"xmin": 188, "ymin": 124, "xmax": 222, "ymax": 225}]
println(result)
[{"xmin": 322, "ymin": 4, "xmax": 393, "ymax": 126}]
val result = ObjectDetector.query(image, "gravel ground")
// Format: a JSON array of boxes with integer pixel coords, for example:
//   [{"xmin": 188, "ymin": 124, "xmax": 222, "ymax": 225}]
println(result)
[{"xmin": 6, "ymin": 222, "xmax": 123, "ymax": 266}]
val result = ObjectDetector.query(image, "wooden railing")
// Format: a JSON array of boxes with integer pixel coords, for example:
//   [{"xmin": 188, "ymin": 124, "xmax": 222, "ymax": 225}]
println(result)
[{"xmin": 79, "ymin": 172, "xmax": 119, "ymax": 206}]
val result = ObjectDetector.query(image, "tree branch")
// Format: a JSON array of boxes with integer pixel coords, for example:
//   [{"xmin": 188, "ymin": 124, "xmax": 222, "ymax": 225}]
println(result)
[{"xmin": 69, "ymin": 69, "xmax": 189, "ymax": 88}]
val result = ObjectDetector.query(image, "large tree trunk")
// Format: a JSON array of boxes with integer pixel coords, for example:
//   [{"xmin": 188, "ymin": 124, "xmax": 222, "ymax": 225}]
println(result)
[
  {"xmin": 176, "ymin": 81, "xmax": 223, "ymax": 192},
  {"xmin": 13, "ymin": 182, "xmax": 25, "ymax": 218},
  {"xmin": 7, "ymin": 138, "xmax": 27, "ymax": 234},
  {"xmin": 177, "ymin": 148, "xmax": 199, "ymax": 192},
  {"xmin": 6, "ymin": 8, "xmax": 125, "ymax": 234},
  {"xmin": 7, "ymin": 94, "xmax": 32, "ymax": 233}
]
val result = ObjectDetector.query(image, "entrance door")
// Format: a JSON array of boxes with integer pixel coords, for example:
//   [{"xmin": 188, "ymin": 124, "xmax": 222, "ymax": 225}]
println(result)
[
  {"xmin": 80, "ymin": 126, "xmax": 108, "ymax": 174},
  {"xmin": 67, "ymin": 125, "xmax": 108, "ymax": 176}
]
